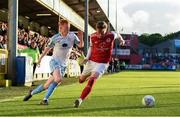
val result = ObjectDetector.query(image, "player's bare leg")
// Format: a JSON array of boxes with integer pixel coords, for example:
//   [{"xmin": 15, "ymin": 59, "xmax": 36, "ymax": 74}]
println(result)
[
  {"xmin": 44, "ymin": 76, "xmax": 55, "ymax": 89},
  {"xmin": 40, "ymin": 69, "xmax": 62, "ymax": 105},
  {"xmin": 23, "ymin": 76, "xmax": 54, "ymax": 101},
  {"xmin": 79, "ymin": 74, "xmax": 90, "ymax": 84},
  {"xmin": 74, "ymin": 72, "xmax": 100, "ymax": 108}
]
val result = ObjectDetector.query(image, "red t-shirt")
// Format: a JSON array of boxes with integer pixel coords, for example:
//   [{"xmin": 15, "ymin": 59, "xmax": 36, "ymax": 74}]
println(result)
[{"xmin": 89, "ymin": 32, "xmax": 115, "ymax": 63}]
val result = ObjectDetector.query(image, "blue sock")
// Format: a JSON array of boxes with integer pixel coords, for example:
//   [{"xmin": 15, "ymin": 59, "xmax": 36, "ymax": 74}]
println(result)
[
  {"xmin": 31, "ymin": 84, "xmax": 45, "ymax": 95},
  {"xmin": 44, "ymin": 82, "xmax": 58, "ymax": 100}
]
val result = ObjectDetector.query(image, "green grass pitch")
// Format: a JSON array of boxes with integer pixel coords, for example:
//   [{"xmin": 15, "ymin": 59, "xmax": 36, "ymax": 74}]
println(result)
[{"xmin": 0, "ymin": 71, "xmax": 180, "ymax": 116}]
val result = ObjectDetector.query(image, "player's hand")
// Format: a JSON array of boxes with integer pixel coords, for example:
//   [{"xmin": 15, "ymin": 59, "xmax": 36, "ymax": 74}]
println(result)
[
  {"xmin": 81, "ymin": 58, "xmax": 88, "ymax": 65},
  {"xmin": 120, "ymin": 40, "xmax": 125, "ymax": 46},
  {"xmin": 77, "ymin": 31, "xmax": 83, "ymax": 41}
]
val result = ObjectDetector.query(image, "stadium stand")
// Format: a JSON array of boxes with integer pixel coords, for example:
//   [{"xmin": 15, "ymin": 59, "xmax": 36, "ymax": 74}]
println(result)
[{"xmin": 139, "ymin": 39, "xmax": 180, "ymax": 70}]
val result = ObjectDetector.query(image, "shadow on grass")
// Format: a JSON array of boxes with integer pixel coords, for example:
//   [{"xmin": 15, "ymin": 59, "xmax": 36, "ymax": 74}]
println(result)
[
  {"xmin": 2, "ymin": 90, "xmax": 180, "ymax": 105},
  {"xmin": 17, "ymin": 103, "xmax": 180, "ymax": 116},
  {"xmin": 1, "ymin": 92, "xmax": 180, "ymax": 116},
  {"xmin": 2, "ymin": 105, "xmax": 145, "ymax": 116},
  {"xmin": 0, "ymin": 77, "xmax": 79, "ymax": 101}
]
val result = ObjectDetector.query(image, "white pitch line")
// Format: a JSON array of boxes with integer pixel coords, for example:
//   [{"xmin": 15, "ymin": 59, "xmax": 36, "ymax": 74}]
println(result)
[{"xmin": 0, "ymin": 96, "xmax": 23, "ymax": 103}]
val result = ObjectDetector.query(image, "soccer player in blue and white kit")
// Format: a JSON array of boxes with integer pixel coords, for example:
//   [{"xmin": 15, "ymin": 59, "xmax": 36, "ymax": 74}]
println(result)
[{"xmin": 23, "ymin": 19, "xmax": 84, "ymax": 105}]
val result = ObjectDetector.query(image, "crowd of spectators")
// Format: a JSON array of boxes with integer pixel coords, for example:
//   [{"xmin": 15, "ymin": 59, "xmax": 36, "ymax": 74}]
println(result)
[
  {"xmin": 0, "ymin": 21, "xmax": 83, "ymax": 59},
  {"xmin": 0, "ymin": 21, "xmax": 55, "ymax": 55},
  {"xmin": 17, "ymin": 28, "xmax": 51, "ymax": 54},
  {"xmin": 142, "ymin": 54, "xmax": 180, "ymax": 70},
  {"xmin": 154, "ymin": 56, "xmax": 180, "ymax": 65},
  {"xmin": 143, "ymin": 55, "xmax": 180, "ymax": 64},
  {"xmin": 0, "ymin": 22, "xmax": 8, "ymax": 49}
]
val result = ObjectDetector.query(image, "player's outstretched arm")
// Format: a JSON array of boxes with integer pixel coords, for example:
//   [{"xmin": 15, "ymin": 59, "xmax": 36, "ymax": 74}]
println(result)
[
  {"xmin": 77, "ymin": 31, "xmax": 84, "ymax": 48},
  {"xmin": 37, "ymin": 47, "xmax": 52, "ymax": 65},
  {"xmin": 81, "ymin": 39, "xmax": 92, "ymax": 64},
  {"xmin": 117, "ymin": 33, "xmax": 125, "ymax": 46},
  {"xmin": 80, "ymin": 46, "xmax": 91, "ymax": 64},
  {"xmin": 37, "ymin": 33, "xmax": 56, "ymax": 65}
]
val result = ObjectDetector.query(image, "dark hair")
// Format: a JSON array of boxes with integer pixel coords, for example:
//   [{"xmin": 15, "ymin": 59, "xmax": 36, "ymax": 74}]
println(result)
[{"xmin": 96, "ymin": 21, "xmax": 107, "ymax": 29}]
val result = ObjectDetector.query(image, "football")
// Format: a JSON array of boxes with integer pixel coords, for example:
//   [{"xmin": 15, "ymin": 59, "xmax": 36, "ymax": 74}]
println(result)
[{"xmin": 142, "ymin": 95, "xmax": 155, "ymax": 107}]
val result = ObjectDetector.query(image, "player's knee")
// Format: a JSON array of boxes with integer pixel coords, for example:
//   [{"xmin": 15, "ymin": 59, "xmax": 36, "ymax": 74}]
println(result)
[
  {"xmin": 53, "ymin": 74, "xmax": 63, "ymax": 83},
  {"xmin": 43, "ymin": 84, "xmax": 49, "ymax": 89},
  {"xmin": 91, "ymin": 72, "xmax": 100, "ymax": 78},
  {"xmin": 79, "ymin": 76, "xmax": 87, "ymax": 84},
  {"xmin": 79, "ymin": 78, "xmax": 84, "ymax": 84},
  {"xmin": 54, "ymin": 77, "xmax": 62, "ymax": 83}
]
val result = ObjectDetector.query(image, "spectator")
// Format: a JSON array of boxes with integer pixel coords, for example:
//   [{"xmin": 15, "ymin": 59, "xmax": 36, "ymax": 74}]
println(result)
[
  {"xmin": 18, "ymin": 41, "xmax": 40, "ymax": 75},
  {"xmin": 120, "ymin": 61, "xmax": 126, "ymax": 70}
]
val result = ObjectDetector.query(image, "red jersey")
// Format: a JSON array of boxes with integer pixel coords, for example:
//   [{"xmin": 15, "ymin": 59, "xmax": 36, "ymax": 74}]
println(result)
[{"xmin": 89, "ymin": 32, "xmax": 115, "ymax": 63}]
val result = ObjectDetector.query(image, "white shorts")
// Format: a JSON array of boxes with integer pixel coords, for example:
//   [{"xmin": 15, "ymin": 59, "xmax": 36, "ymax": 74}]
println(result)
[{"xmin": 82, "ymin": 60, "xmax": 109, "ymax": 79}]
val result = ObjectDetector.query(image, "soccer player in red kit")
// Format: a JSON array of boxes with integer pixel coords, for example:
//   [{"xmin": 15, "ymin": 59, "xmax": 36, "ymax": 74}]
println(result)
[{"xmin": 74, "ymin": 21, "xmax": 125, "ymax": 108}]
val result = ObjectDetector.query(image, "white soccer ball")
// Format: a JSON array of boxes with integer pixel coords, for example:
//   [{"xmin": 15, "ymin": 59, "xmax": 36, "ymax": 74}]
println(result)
[{"xmin": 142, "ymin": 95, "xmax": 155, "ymax": 107}]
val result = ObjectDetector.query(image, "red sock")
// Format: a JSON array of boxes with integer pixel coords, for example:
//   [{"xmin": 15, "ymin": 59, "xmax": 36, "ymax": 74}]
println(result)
[{"xmin": 80, "ymin": 77, "xmax": 96, "ymax": 100}]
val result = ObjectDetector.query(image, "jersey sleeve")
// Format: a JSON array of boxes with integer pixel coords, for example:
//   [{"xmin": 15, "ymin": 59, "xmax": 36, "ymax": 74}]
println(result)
[
  {"xmin": 111, "ymin": 31, "xmax": 118, "ymax": 40},
  {"xmin": 74, "ymin": 33, "xmax": 80, "ymax": 45},
  {"xmin": 47, "ymin": 34, "xmax": 58, "ymax": 48}
]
